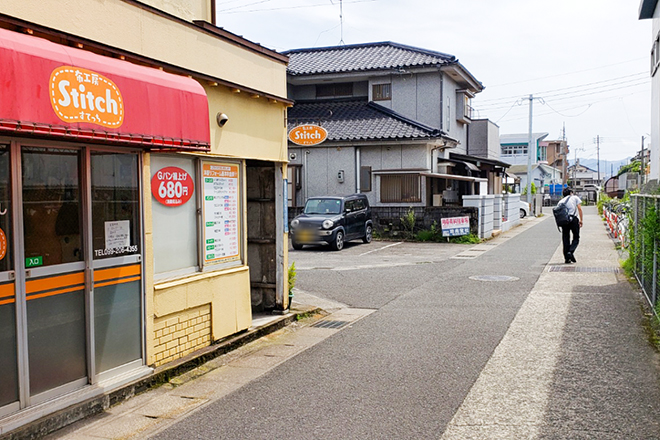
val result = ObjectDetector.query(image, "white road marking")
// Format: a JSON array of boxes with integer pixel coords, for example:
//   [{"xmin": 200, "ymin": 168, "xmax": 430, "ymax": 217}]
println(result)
[{"xmin": 359, "ymin": 241, "xmax": 403, "ymax": 256}]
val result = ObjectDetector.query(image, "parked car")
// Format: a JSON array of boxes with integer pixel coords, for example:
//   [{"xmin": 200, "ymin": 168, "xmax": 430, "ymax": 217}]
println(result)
[
  {"xmin": 520, "ymin": 201, "xmax": 530, "ymax": 218},
  {"xmin": 290, "ymin": 194, "xmax": 373, "ymax": 251}
]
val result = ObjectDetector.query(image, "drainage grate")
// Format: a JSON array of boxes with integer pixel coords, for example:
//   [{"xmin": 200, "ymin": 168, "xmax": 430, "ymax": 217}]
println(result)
[
  {"xmin": 548, "ymin": 266, "xmax": 621, "ymax": 273},
  {"xmin": 311, "ymin": 320, "xmax": 351, "ymax": 329},
  {"xmin": 469, "ymin": 275, "xmax": 519, "ymax": 282}
]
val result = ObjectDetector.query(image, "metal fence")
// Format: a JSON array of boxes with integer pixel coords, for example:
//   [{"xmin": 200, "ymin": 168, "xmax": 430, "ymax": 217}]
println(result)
[{"xmin": 630, "ymin": 194, "xmax": 660, "ymax": 313}]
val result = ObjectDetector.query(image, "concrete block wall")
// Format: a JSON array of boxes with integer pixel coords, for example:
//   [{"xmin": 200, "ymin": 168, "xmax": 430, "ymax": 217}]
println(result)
[
  {"xmin": 501, "ymin": 194, "xmax": 521, "ymax": 232},
  {"xmin": 492, "ymin": 194, "xmax": 503, "ymax": 231},
  {"xmin": 463, "ymin": 195, "xmax": 495, "ymax": 239},
  {"xmin": 153, "ymin": 304, "xmax": 212, "ymax": 366}
]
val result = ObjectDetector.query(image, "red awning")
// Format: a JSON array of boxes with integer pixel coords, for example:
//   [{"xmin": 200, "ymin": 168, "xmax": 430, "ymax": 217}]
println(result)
[{"xmin": 0, "ymin": 27, "xmax": 210, "ymax": 151}]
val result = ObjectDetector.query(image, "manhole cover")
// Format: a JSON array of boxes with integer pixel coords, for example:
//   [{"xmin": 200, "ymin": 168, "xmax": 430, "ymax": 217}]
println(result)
[{"xmin": 469, "ymin": 275, "xmax": 519, "ymax": 282}]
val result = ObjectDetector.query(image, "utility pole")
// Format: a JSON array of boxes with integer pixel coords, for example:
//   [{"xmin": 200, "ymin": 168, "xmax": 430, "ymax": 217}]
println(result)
[
  {"xmin": 596, "ymin": 135, "xmax": 600, "ymax": 183},
  {"xmin": 641, "ymin": 135, "xmax": 646, "ymax": 187},
  {"xmin": 526, "ymin": 94, "xmax": 533, "ymax": 204}
]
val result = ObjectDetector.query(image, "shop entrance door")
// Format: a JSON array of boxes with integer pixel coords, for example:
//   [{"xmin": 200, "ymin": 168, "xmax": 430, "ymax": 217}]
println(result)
[
  {"xmin": 0, "ymin": 142, "xmax": 144, "ymax": 414},
  {"xmin": 0, "ymin": 144, "xmax": 18, "ymax": 414},
  {"xmin": 21, "ymin": 147, "xmax": 87, "ymax": 401}
]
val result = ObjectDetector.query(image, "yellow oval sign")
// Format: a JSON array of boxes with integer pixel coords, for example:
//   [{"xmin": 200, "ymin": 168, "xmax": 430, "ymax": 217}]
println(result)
[
  {"xmin": 288, "ymin": 124, "xmax": 328, "ymax": 146},
  {"xmin": 50, "ymin": 66, "xmax": 124, "ymax": 128}
]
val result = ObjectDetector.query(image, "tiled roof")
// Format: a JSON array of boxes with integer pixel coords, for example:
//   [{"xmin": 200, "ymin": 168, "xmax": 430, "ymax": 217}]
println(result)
[
  {"xmin": 284, "ymin": 42, "xmax": 456, "ymax": 76},
  {"xmin": 287, "ymin": 98, "xmax": 446, "ymax": 142}
]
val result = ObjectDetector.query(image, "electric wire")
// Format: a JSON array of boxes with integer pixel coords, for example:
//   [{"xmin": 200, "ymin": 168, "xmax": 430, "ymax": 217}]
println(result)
[{"xmin": 218, "ymin": 0, "xmax": 376, "ymax": 14}]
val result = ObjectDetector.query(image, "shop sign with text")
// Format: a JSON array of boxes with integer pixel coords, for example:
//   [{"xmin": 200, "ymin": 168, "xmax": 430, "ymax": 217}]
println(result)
[
  {"xmin": 151, "ymin": 167, "xmax": 194, "ymax": 206},
  {"xmin": 288, "ymin": 124, "xmax": 328, "ymax": 146},
  {"xmin": 50, "ymin": 66, "xmax": 124, "ymax": 128}
]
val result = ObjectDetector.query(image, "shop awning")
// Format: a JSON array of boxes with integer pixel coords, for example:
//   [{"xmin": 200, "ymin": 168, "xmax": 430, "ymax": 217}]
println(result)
[
  {"xmin": 421, "ymin": 172, "xmax": 487, "ymax": 183},
  {"xmin": 0, "ymin": 27, "xmax": 210, "ymax": 150}
]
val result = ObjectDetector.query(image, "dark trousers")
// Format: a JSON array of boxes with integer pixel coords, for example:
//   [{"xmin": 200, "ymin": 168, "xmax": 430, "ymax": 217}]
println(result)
[{"xmin": 561, "ymin": 216, "xmax": 580, "ymax": 260}]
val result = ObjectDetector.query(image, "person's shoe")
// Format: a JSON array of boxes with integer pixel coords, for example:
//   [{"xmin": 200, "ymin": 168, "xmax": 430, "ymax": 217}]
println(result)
[
  {"xmin": 564, "ymin": 258, "xmax": 573, "ymax": 264},
  {"xmin": 568, "ymin": 253, "xmax": 577, "ymax": 263}
]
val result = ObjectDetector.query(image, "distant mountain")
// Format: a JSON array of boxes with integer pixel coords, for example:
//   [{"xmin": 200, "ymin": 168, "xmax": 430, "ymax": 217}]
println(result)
[{"xmin": 571, "ymin": 157, "xmax": 631, "ymax": 179}]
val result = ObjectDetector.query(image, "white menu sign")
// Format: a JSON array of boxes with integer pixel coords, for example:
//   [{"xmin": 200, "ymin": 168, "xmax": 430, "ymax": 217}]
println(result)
[{"xmin": 202, "ymin": 162, "xmax": 240, "ymax": 265}]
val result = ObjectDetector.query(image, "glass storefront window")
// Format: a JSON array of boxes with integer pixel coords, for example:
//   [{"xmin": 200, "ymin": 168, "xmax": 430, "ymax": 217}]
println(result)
[
  {"xmin": 91, "ymin": 153, "xmax": 140, "ymax": 260},
  {"xmin": 22, "ymin": 147, "xmax": 82, "ymax": 266}
]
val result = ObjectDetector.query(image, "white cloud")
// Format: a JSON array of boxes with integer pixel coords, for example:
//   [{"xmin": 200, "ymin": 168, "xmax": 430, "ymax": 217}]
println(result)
[{"xmin": 216, "ymin": 0, "xmax": 652, "ymax": 161}]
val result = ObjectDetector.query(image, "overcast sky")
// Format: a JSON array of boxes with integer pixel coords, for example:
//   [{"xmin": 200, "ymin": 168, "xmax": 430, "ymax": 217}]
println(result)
[{"xmin": 216, "ymin": 0, "xmax": 651, "ymax": 163}]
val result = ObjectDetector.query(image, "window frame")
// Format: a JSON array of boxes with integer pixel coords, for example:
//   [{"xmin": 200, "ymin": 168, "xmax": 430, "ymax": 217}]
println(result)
[
  {"xmin": 380, "ymin": 174, "xmax": 421, "ymax": 203},
  {"xmin": 372, "ymin": 83, "xmax": 392, "ymax": 101}
]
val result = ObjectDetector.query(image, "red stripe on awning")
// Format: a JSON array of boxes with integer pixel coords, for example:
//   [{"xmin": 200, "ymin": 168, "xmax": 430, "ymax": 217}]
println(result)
[{"xmin": 0, "ymin": 28, "xmax": 210, "ymax": 151}]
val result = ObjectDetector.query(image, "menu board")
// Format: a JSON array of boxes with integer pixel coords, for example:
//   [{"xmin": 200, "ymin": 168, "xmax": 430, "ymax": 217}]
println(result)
[{"xmin": 201, "ymin": 162, "xmax": 240, "ymax": 265}]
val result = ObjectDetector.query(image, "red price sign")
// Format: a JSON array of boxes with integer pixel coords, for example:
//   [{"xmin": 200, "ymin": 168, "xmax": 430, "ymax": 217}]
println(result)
[{"xmin": 151, "ymin": 166, "xmax": 194, "ymax": 206}]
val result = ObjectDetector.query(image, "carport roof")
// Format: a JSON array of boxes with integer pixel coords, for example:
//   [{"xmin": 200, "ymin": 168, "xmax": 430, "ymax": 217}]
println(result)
[{"xmin": 287, "ymin": 98, "xmax": 452, "ymax": 143}]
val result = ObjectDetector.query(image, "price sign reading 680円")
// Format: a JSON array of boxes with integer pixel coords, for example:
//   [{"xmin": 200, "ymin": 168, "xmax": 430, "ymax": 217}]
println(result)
[{"xmin": 201, "ymin": 162, "xmax": 240, "ymax": 265}]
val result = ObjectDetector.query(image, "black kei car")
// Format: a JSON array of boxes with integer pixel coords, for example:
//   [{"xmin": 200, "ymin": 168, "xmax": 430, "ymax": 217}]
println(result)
[{"xmin": 290, "ymin": 194, "xmax": 373, "ymax": 251}]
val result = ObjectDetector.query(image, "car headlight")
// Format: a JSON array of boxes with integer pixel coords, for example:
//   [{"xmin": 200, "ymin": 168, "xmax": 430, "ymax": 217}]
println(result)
[
  {"xmin": 322, "ymin": 219, "xmax": 334, "ymax": 229},
  {"xmin": 291, "ymin": 219, "xmax": 299, "ymax": 228}
]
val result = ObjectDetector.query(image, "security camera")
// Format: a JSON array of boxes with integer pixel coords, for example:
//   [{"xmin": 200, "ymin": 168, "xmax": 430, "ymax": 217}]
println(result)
[
  {"xmin": 289, "ymin": 153, "xmax": 297, "ymax": 160},
  {"xmin": 216, "ymin": 113, "xmax": 229, "ymax": 127}
]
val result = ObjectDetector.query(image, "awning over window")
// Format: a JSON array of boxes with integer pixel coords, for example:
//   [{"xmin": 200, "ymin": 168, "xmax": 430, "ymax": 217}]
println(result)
[
  {"xmin": 0, "ymin": 28, "xmax": 210, "ymax": 151},
  {"xmin": 421, "ymin": 172, "xmax": 487, "ymax": 183}
]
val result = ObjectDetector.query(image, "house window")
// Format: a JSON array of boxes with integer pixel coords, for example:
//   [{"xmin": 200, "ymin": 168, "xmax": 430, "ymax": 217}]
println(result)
[
  {"xmin": 373, "ymin": 83, "xmax": 391, "ymax": 101},
  {"xmin": 316, "ymin": 83, "xmax": 353, "ymax": 98},
  {"xmin": 501, "ymin": 144, "xmax": 527, "ymax": 156},
  {"xmin": 380, "ymin": 174, "xmax": 421, "ymax": 203},
  {"xmin": 360, "ymin": 166, "xmax": 372, "ymax": 192},
  {"xmin": 652, "ymin": 35, "xmax": 660, "ymax": 75},
  {"xmin": 462, "ymin": 94, "xmax": 473, "ymax": 119}
]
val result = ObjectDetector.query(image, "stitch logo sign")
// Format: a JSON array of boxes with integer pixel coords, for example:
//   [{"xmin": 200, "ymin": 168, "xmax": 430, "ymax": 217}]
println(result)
[{"xmin": 49, "ymin": 66, "xmax": 124, "ymax": 128}]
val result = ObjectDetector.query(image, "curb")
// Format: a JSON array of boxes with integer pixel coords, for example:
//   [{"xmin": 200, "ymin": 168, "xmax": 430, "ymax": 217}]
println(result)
[{"xmin": 1, "ymin": 305, "xmax": 324, "ymax": 440}]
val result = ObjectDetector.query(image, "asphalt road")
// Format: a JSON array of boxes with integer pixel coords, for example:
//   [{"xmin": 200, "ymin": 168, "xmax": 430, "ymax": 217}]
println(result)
[{"xmin": 154, "ymin": 217, "xmax": 560, "ymax": 439}]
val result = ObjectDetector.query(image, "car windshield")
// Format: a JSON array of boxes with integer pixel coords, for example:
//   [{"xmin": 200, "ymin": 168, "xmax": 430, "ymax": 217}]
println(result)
[{"xmin": 304, "ymin": 198, "xmax": 342, "ymax": 215}]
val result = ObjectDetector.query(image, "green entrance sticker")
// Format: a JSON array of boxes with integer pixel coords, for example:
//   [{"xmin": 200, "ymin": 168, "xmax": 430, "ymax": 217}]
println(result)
[
  {"xmin": 26, "ymin": 256, "xmax": 43, "ymax": 268},
  {"xmin": 206, "ymin": 221, "xmax": 214, "ymax": 227},
  {"xmin": 205, "ymin": 178, "xmax": 213, "ymax": 183},
  {"xmin": 206, "ymin": 254, "xmax": 215, "ymax": 260},
  {"xmin": 206, "ymin": 239, "xmax": 214, "ymax": 244},
  {"xmin": 206, "ymin": 245, "xmax": 214, "ymax": 251},
  {"xmin": 205, "ymin": 196, "xmax": 214, "ymax": 201}
]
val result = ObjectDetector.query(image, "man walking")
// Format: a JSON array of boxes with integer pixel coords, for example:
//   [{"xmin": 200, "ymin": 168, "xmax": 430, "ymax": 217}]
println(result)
[{"xmin": 559, "ymin": 187, "xmax": 583, "ymax": 263}]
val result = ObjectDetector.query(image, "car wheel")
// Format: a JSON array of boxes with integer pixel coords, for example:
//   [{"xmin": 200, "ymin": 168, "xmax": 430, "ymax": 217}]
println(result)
[
  {"xmin": 331, "ymin": 230, "xmax": 344, "ymax": 251},
  {"xmin": 520, "ymin": 208, "xmax": 526, "ymax": 219},
  {"xmin": 363, "ymin": 225, "xmax": 373, "ymax": 243},
  {"xmin": 292, "ymin": 240, "xmax": 303, "ymax": 250}
]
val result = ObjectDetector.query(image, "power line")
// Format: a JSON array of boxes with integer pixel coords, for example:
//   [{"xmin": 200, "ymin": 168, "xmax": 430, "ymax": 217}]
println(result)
[
  {"xmin": 486, "ymin": 57, "xmax": 647, "ymax": 88},
  {"xmin": 477, "ymin": 72, "xmax": 647, "ymax": 105},
  {"xmin": 218, "ymin": 0, "xmax": 376, "ymax": 14},
  {"xmin": 476, "ymin": 79, "xmax": 649, "ymax": 114}
]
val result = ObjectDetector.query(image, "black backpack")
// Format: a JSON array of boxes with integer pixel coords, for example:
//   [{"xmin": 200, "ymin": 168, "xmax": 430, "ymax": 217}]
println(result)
[{"xmin": 553, "ymin": 196, "xmax": 572, "ymax": 230}]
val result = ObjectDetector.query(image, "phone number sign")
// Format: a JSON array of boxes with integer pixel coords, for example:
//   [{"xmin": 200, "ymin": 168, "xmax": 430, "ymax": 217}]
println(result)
[{"xmin": 151, "ymin": 166, "xmax": 194, "ymax": 206}]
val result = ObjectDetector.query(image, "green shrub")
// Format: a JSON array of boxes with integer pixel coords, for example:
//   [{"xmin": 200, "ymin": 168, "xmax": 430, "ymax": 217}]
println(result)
[
  {"xmin": 288, "ymin": 262, "xmax": 297, "ymax": 298},
  {"xmin": 448, "ymin": 233, "xmax": 481, "ymax": 244},
  {"xmin": 416, "ymin": 230, "xmax": 434, "ymax": 242}
]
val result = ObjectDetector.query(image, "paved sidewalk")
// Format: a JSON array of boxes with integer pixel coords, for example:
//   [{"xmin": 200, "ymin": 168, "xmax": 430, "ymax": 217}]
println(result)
[{"xmin": 442, "ymin": 205, "xmax": 660, "ymax": 439}]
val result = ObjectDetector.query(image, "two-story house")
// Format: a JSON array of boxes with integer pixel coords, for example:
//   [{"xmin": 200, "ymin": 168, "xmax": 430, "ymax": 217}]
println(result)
[
  {"xmin": 640, "ymin": 0, "xmax": 660, "ymax": 187},
  {"xmin": 285, "ymin": 42, "xmax": 507, "ymax": 208}
]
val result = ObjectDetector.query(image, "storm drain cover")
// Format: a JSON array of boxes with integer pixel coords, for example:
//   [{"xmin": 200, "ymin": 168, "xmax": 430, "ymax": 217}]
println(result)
[
  {"xmin": 549, "ymin": 266, "xmax": 621, "ymax": 273},
  {"xmin": 469, "ymin": 275, "xmax": 519, "ymax": 282},
  {"xmin": 311, "ymin": 320, "xmax": 350, "ymax": 329}
]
